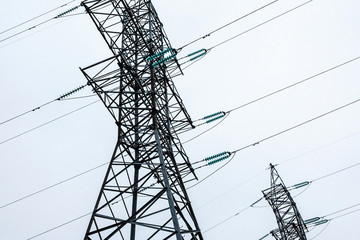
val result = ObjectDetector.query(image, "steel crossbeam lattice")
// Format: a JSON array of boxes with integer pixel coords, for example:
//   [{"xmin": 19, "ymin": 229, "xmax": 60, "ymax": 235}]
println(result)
[
  {"xmin": 79, "ymin": 1, "xmax": 203, "ymax": 239},
  {"xmin": 262, "ymin": 164, "xmax": 307, "ymax": 240}
]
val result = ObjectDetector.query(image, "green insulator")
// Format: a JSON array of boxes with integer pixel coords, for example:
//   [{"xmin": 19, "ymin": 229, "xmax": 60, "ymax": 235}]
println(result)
[
  {"xmin": 204, "ymin": 151, "xmax": 227, "ymax": 161},
  {"xmin": 55, "ymin": 6, "xmax": 79, "ymax": 18},
  {"xmin": 206, "ymin": 114, "xmax": 225, "ymax": 124},
  {"xmin": 58, "ymin": 85, "xmax": 86, "ymax": 100},
  {"xmin": 314, "ymin": 219, "xmax": 329, "ymax": 226},
  {"xmin": 304, "ymin": 217, "xmax": 321, "ymax": 224},
  {"xmin": 294, "ymin": 181, "xmax": 310, "ymax": 189},
  {"xmin": 190, "ymin": 51, "xmax": 207, "ymax": 61},
  {"xmin": 203, "ymin": 111, "xmax": 223, "ymax": 120},
  {"xmin": 207, "ymin": 154, "xmax": 230, "ymax": 166},
  {"xmin": 188, "ymin": 49, "xmax": 206, "ymax": 57}
]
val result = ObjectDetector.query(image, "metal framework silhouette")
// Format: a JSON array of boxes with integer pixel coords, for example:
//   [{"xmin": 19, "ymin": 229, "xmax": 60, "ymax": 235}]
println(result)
[
  {"xmin": 80, "ymin": 0, "xmax": 203, "ymax": 239},
  {"xmin": 262, "ymin": 164, "xmax": 307, "ymax": 240}
]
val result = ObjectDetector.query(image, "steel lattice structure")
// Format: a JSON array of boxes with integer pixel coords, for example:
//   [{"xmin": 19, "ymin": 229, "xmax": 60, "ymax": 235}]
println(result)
[
  {"xmin": 262, "ymin": 164, "xmax": 307, "ymax": 240},
  {"xmin": 80, "ymin": 0, "xmax": 203, "ymax": 239}
]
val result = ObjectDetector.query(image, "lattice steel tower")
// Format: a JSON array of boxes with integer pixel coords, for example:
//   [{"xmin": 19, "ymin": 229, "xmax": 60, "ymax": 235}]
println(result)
[
  {"xmin": 262, "ymin": 164, "xmax": 307, "ymax": 240},
  {"xmin": 80, "ymin": 0, "xmax": 203, "ymax": 239}
]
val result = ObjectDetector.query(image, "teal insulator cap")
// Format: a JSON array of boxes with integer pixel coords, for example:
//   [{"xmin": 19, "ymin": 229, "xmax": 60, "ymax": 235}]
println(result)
[
  {"xmin": 190, "ymin": 51, "xmax": 207, "ymax": 61},
  {"xmin": 314, "ymin": 219, "xmax": 329, "ymax": 226},
  {"xmin": 188, "ymin": 49, "xmax": 206, "ymax": 57},
  {"xmin": 203, "ymin": 111, "xmax": 223, "ymax": 120},
  {"xmin": 294, "ymin": 181, "xmax": 310, "ymax": 189},
  {"xmin": 205, "ymin": 114, "xmax": 225, "ymax": 124},
  {"xmin": 304, "ymin": 217, "xmax": 321, "ymax": 224}
]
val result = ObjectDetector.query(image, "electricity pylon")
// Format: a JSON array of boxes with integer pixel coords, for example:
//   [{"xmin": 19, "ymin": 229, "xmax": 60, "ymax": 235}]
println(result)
[
  {"xmin": 80, "ymin": 1, "xmax": 203, "ymax": 239},
  {"xmin": 262, "ymin": 164, "xmax": 307, "ymax": 240}
]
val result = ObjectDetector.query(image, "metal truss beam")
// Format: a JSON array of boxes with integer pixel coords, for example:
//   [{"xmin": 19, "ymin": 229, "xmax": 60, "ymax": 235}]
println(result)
[
  {"xmin": 262, "ymin": 164, "xmax": 307, "ymax": 240},
  {"xmin": 80, "ymin": 0, "xmax": 202, "ymax": 239}
]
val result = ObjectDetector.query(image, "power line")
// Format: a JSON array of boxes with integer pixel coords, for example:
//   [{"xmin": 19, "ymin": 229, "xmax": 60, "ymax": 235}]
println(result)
[
  {"xmin": 203, "ymin": 186, "xmax": 360, "ymax": 237},
  {"xmin": 188, "ymin": 55, "xmax": 360, "ymax": 125},
  {"xmin": 323, "ymin": 203, "xmax": 360, "ymax": 219},
  {"xmin": 0, "ymin": 0, "xmax": 77, "ymax": 35},
  {"xmin": 177, "ymin": 0, "xmax": 279, "ymax": 51},
  {"xmin": 208, "ymin": 0, "xmax": 313, "ymax": 50},
  {"xmin": 188, "ymin": 98, "xmax": 360, "ymax": 185},
  {"xmin": 0, "ymin": 84, "xmax": 88, "ymax": 126},
  {"xmin": 226, "ymin": 56, "xmax": 360, "ymax": 114},
  {"xmin": 0, "ymin": 161, "xmax": 108, "ymax": 210},
  {"xmin": 276, "ymin": 131, "xmax": 360, "ymax": 166},
  {"xmin": 0, "ymin": 98, "xmax": 100, "ymax": 145},
  {"xmin": 231, "ymin": 97, "xmax": 360, "ymax": 154},
  {"xmin": 26, "ymin": 212, "xmax": 91, "ymax": 240},
  {"xmin": 20, "ymin": 155, "xmax": 360, "ymax": 239},
  {"xmin": 2, "ymin": 54, "xmax": 359, "ymax": 206},
  {"xmin": 0, "ymin": 4, "xmax": 82, "ymax": 43},
  {"xmin": 311, "ymin": 162, "xmax": 360, "ymax": 183}
]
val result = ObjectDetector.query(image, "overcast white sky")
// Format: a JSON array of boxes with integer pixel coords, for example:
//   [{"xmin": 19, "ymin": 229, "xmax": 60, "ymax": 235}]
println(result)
[{"xmin": 1, "ymin": 0, "xmax": 360, "ymax": 239}]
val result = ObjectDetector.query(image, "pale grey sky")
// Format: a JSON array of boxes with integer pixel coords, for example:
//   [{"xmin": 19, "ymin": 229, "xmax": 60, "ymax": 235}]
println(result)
[{"xmin": 1, "ymin": 0, "xmax": 360, "ymax": 239}]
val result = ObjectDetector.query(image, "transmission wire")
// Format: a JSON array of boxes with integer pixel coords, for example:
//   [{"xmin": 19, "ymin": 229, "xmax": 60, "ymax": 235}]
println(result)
[
  {"xmin": 0, "ymin": 84, "xmax": 88, "ymax": 126},
  {"xmin": 203, "ymin": 205, "xmax": 251, "ymax": 234},
  {"xmin": 0, "ymin": 99, "xmax": 100, "ymax": 145},
  {"xmin": 226, "ymin": 56, "xmax": 360, "ymax": 114},
  {"xmin": 0, "ymin": 3, "xmax": 82, "ymax": 43},
  {"xmin": 208, "ymin": 0, "xmax": 313, "ymax": 50},
  {"xmin": 177, "ymin": 0, "xmax": 279, "ymax": 51},
  {"xmin": 0, "ymin": 161, "xmax": 108, "ymax": 210},
  {"xmin": 0, "ymin": 0, "xmax": 77, "ymax": 35},
  {"xmin": 231, "ymin": 97, "xmax": 360, "ymax": 155},
  {"xmin": 26, "ymin": 212, "xmax": 91, "ymax": 240},
  {"xmin": 188, "ymin": 98, "xmax": 360, "ymax": 189},
  {"xmin": 0, "ymin": 100, "xmax": 56, "ymax": 126},
  {"xmin": 311, "ymin": 162, "xmax": 360, "ymax": 183}
]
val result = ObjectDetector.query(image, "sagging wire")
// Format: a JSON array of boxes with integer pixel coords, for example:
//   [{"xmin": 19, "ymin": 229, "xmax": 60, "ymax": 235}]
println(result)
[
  {"xmin": 180, "ymin": 54, "xmax": 360, "ymax": 143},
  {"xmin": 177, "ymin": 0, "xmax": 279, "ymax": 52},
  {"xmin": 0, "ymin": 97, "xmax": 99, "ymax": 146},
  {"xmin": 0, "ymin": 84, "xmax": 88, "ymax": 126},
  {"xmin": 172, "ymin": 0, "xmax": 313, "ymax": 72},
  {"xmin": 0, "ymin": 4, "xmax": 83, "ymax": 43},
  {"xmin": 207, "ymin": 0, "xmax": 313, "ymax": 51},
  {"xmin": 0, "ymin": 0, "xmax": 77, "ymax": 35},
  {"xmin": 187, "ymin": 98, "xmax": 360, "ymax": 191}
]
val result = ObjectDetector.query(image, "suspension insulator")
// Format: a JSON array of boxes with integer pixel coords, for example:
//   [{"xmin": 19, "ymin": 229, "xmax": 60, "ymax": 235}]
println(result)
[
  {"xmin": 190, "ymin": 52, "xmax": 207, "ymax": 61},
  {"xmin": 55, "ymin": 6, "xmax": 80, "ymax": 18},
  {"xmin": 152, "ymin": 53, "xmax": 176, "ymax": 67},
  {"xmin": 314, "ymin": 219, "xmax": 329, "ymax": 226},
  {"xmin": 146, "ymin": 48, "xmax": 172, "ymax": 62},
  {"xmin": 204, "ymin": 151, "xmax": 228, "ymax": 162},
  {"xmin": 294, "ymin": 181, "xmax": 310, "ymax": 189},
  {"xmin": 205, "ymin": 114, "xmax": 225, "ymax": 124},
  {"xmin": 58, "ymin": 85, "xmax": 86, "ymax": 100},
  {"xmin": 204, "ymin": 152, "xmax": 231, "ymax": 166},
  {"xmin": 187, "ymin": 49, "xmax": 206, "ymax": 57},
  {"xmin": 304, "ymin": 217, "xmax": 321, "ymax": 224},
  {"xmin": 203, "ymin": 111, "xmax": 223, "ymax": 120}
]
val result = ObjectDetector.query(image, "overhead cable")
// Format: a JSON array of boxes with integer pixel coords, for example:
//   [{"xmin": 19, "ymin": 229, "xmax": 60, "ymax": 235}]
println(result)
[
  {"xmin": 0, "ymin": 161, "xmax": 108, "ymax": 210},
  {"xmin": 177, "ymin": 0, "xmax": 279, "ymax": 51},
  {"xmin": 0, "ymin": 4, "xmax": 82, "ymax": 43},
  {"xmin": 0, "ymin": 0, "xmax": 77, "ymax": 35},
  {"xmin": 208, "ymin": 0, "xmax": 313, "ymax": 50},
  {"xmin": 187, "ymin": 98, "xmax": 360, "ymax": 187},
  {"xmin": 0, "ymin": 98, "xmax": 100, "ymax": 145},
  {"xmin": 0, "ymin": 84, "xmax": 87, "ymax": 126}
]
